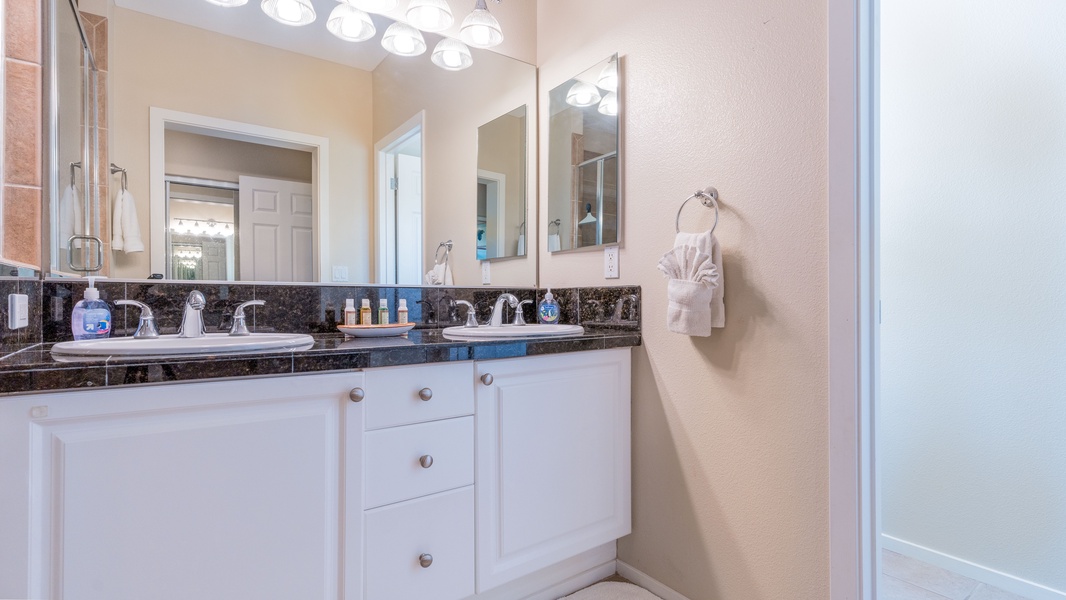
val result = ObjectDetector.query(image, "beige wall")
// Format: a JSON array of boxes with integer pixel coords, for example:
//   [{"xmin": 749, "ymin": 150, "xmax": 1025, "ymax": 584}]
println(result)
[
  {"xmin": 165, "ymin": 131, "xmax": 312, "ymax": 185},
  {"xmin": 477, "ymin": 112, "xmax": 525, "ymax": 258},
  {"xmin": 108, "ymin": 6, "xmax": 374, "ymax": 280},
  {"xmin": 537, "ymin": 1, "xmax": 830, "ymax": 598},
  {"xmin": 373, "ymin": 46, "xmax": 537, "ymax": 287}
]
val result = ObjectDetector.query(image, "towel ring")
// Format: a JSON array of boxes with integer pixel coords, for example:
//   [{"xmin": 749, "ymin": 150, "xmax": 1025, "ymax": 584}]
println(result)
[
  {"xmin": 675, "ymin": 187, "xmax": 719, "ymax": 234},
  {"xmin": 434, "ymin": 240, "xmax": 453, "ymax": 264},
  {"xmin": 110, "ymin": 163, "xmax": 128, "ymax": 192},
  {"xmin": 548, "ymin": 219, "xmax": 561, "ymax": 233}
]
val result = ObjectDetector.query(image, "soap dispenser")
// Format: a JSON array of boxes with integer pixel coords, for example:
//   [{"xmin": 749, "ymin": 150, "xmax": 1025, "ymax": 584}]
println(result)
[
  {"xmin": 71, "ymin": 277, "xmax": 112, "ymax": 340},
  {"xmin": 537, "ymin": 289, "xmax": 561, "ymax": 325}
]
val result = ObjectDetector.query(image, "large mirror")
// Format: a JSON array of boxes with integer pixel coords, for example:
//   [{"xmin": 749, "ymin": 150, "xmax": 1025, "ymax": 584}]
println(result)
[
  {"xmin": 547, "ymin": 55, "xmax": 621, "ymax": 253},
  {"xmin": 476, "ymin": 106, "xmax": 527, "ymax": 262},
  {"xmin": 45, "ymin": 0, "xmax": 537, "ymax": 286}
]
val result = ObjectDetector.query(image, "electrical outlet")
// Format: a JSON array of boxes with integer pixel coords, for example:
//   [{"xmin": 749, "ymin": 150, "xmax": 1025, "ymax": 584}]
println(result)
[
  {"xmin": 481, "ymin": 261, "xmax": 491, "ymax": 285},
  {"xmin": 332, "ymin": 266, "xmax": 349, "ymax": 282},
  {"xmin": 604, "ymin": 246, "xmax": 620, "ymax": 279},
  {"xmin": 8, "ymin": 293, "xmax": 28, "ymax": 329}
]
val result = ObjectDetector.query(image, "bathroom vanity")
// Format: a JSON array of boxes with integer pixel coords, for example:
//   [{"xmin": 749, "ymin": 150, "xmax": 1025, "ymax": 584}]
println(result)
[{"xmin": 0, "ymin": 346, "xmax": 632, "ymax": 600}]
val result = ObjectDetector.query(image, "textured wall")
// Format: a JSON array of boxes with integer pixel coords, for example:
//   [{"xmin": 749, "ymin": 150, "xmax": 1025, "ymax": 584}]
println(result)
[
  {"xmin": 881, "ymin": 0, "xmax": 1066, "ymax": 593},
  {"xmin": 537, "ymin": 1, "xmax": 829, "ymax": 598}
]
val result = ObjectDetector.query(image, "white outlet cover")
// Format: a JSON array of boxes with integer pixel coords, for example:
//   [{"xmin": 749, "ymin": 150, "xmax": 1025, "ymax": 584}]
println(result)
[
  {"xmin": 332, "ymin": 266, "xmax": 349, "ymax": 282},
  {"xmin": 8, "ymin": 293, "xmax": 29, "ymax": 329},
  {"xmin": 604, "ymin": 246, "xmax": 620, "ymax": 279},
  {"xmin": 481, "ymin": 261, "xmax": 491, "ymax": 285}
]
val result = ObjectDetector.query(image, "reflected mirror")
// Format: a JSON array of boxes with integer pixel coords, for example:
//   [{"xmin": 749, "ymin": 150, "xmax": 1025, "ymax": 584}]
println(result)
[
  {"xmin": 547, "ymin": 54, "xmax": 621, "ymax": 253},
  {"xmin": 45, "ymin": 0, "xmax": 537, "ymax": 286},
  {"xmin": 476, "ymin": 106, "xmax": 527, "ymax": 261}
]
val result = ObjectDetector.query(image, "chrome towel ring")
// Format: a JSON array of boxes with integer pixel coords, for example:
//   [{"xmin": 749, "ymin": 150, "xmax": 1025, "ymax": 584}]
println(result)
[{"xmin": 675, "ymin": 187, "xmax": 719, "ymax": 234}]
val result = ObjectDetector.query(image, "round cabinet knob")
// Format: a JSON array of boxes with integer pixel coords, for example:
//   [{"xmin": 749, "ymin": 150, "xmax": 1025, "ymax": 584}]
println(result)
[
  {"xmin": 480, "ymin": 373, "xmax": 494, "ymax": 386},
  {"xmin": 418, "ymin": 388, "xmax": 433, "ymax": 401},
  {"xmin": 349, "ymin": 388, "xmax": 365, "ymax": 403},
  {"xmin": 419, "ymin": 455, "xmax": 434, "ymax": 469},
  {"xmin": 419, "ymin": 553, "xmax": 433, "ymax": 568}
]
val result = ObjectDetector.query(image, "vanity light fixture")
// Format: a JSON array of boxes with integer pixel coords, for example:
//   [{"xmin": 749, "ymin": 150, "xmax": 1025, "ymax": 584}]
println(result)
[
  {"xmin": 382, "ymin": 21, "xmax": 427, "ymax": 56},
  {"xmin": 459, "ymin": 0, "xmax": 503, "ymax": 48},
  {"xmin": 579, "ymin": 203, "xmax": 598, "ymax": 225},
  {"xmin": 598, "ymin": 91, "xmax": 618, "ymax": 116},
  {"xmin": 261, "ymin": 0, "xmax": 317, "ymax": 26},
  {"xmin": 597, "ymin": 56, "xmax": 618, "ymax": 93},
  {"xmin": 348, "ymin": 0, "xmax": 397, "ymax": 12},
  {"xmin": 406, "ymin": 0, "xmax": 454, "ymax": 32},
  {"xmin": 431, "ymin": 38, "xmax": 473, "ymax": 70},
  {"xmin": 566, "ymin": 81, "xmax": 602, "ymax": 108},
  {"xmin": 328, "ymin": 3, "xmax": 376, "ymax": 42},
  {"xmin": 204, "ymin": 0, "xmax": 249, "ymax": 7}
]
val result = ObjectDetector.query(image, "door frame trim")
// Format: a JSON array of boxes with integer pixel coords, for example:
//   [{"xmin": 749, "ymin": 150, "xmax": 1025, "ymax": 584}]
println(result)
[
  {"xmin": 373, "ymin": 111, "xmax": 425, "ymax": 284},
  {"xmin": 149, "ymin": 108, "xmax": 330, "ymax": 281}
]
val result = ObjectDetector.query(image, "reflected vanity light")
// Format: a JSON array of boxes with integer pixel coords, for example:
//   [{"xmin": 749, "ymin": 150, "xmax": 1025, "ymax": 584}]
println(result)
[
  {"xmin": 170, "ymin": 219, "xmax": 234, "ymax": 238},
  {"xmin": 328, "ymin": 4, "xmax": 376, "ymax": 41},
  {"xmin": 204, "ymin": 0, "xmax": 249, "ymax": 7},
  {"xmin": 597, "ymin": 56, "xmax": 618, "ymax": 92},
  {"xmin": 579, "ymin": 204, "xmax": 598, "ymax": 225},
  {"xmin": 598, "ymin": 91, "xmax": 618, "ymax": 116},
  {"xmin": 431, "ymin": 38, "xmax": 473, "ymax": 70},
  {"xmin": 261, "ymin": 0, "xmax": 316, "ymax": 26},
  {"xmin": 382, "ymin": 21, "xmax": 427, "ymax": 56},
  {"xmin": 566, "ymin": 81, "xmax": 602, "ymax": 108},
  {"xmin": 406, "ymin": 0, "xmax": 454, "ymax": 32},
  {"xmin": 460, "ymin": 0, "xmax": 503, "ymax": 48},
  {"xmin": 348, "ymin": 0, "xmax": 397, "ymax": 12}
]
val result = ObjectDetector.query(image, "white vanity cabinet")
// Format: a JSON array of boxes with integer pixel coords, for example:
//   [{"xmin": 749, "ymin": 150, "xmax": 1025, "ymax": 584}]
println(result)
[
  {"xmin": 0, "ymin": 372, "xmax": 363, "ymax": 600},
  {"xmin": 474, "ymin": 348, "xmax": 632, "ymax": 593}
]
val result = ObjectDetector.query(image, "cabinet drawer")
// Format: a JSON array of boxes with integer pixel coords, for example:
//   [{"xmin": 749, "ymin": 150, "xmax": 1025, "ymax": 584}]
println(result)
[
  {"xmin": 364, "ymin": 417, "xmax": 474, "ymax": 509},
  {"xmin": 364, "ymin": 362, "xmax": 474, "ymax": 430},
  {"xmin": 365, "ymin": 487, "xmax": 474, "ymax": 600}
]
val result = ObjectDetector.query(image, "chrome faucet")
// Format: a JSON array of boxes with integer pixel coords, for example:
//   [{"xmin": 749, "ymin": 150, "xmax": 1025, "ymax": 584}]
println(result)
[
  {"xmin": 513, "ymin": 299, "xmax": 533, "ymax": 325},
  {"xmin": 454, "ymin": 300, "xmax": 478, "ymax": 328},
  {"xmin": 229, "ymin": 300, "xmax": 265, "ymax": 336},
  {"xmin": 488, "ymin": 293, "xmax": 518, "ymax": 327},
  {"xmin": 177, "ymin": 291, "xmax": 207, "ymax": 338},
  {"xmin": 115, "ymin": 300, "xmax": 159, "ymax": 339},
  {"xmin": 612, "ymin": 294, "xmax": 639, "ymax": 322}
]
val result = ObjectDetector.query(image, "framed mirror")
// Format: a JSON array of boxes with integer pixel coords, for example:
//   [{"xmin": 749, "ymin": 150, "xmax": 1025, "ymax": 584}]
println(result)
[
  {"xmin": 546, "ymin": 54, "xmax": 621, "ymax": 253},
  {"xmin": 40, "ymin": 0, "xmax": 538, "ymax": 287},
  {"xmin": 476, "ymin": 106, "xmax": 527, "ymax": 262}
]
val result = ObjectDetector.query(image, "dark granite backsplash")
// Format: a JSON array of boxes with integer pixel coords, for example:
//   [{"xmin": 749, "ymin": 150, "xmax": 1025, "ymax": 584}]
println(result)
[{"xmin": 4, "ymin": 281, "xmax": 639, "ymax": 347}]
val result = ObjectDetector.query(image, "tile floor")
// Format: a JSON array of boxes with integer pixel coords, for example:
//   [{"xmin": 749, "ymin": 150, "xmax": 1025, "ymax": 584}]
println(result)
[{"xmin": 883, "ymin": 550, "xmax": 1032, "ymax": 600}]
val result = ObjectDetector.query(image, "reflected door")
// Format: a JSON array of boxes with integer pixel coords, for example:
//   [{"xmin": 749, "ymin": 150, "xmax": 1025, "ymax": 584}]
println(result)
[{"xmin": 238, "ymin": 176, "xmax": 314, "ymax": 282}]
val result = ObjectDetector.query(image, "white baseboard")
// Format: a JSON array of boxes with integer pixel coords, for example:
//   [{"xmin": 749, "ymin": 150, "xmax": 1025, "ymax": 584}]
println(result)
[
  {"xmin": 469, "ymin": 543, "xmax": 617, "ymax": 600},
  {"xmin": 616, "ymin": 560, "xmax": 692, "ymax": 600},
  {"xmin": 882, "ymin": 534, "xmax": 1066, "ymax": 600}
]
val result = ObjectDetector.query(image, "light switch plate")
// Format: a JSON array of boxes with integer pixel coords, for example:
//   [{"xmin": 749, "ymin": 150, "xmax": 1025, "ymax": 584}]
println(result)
[
  {"xmin": 604, "ymin": 246, "xmax": 620, "ymax": 279},
  {"xmin": 8, "ymin": 293, "xmax": 28, "ymax": 329},
  {"xmin": 481, "ymin": 261, "xmax": 491, "ymax": 285}
]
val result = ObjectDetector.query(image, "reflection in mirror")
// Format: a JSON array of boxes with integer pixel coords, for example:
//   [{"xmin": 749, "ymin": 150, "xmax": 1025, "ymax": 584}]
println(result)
[
  {"xmin": 547, "ymin": 54, "xmax": 621, "ymax": 253},
  {"xmin": 44, "ymin": 0, "xmax": 537, "ymax": 286},
  {"xmin": 477, "ymin": 106, "xmax": 527, "ymax": 261}
]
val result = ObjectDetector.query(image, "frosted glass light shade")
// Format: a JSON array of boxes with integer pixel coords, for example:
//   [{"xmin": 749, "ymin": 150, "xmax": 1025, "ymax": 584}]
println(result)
[
  {"xmin": 566, "ymin": 81, "xmax": 601, "ymax": 108},
  {"xmin": 204, "ymin": 0, "xmax": 248, "ymax": 7},
  {"xmin": 261, "ymin": 0, "xmax": 316, "ymax": 25},
  {"xmin": 406, "ymin": 0, "xmax": 453, "ymax": 32},
  {"xmin": 597, "ymin": 58, "xmax": 618, "ymax": 93},
  {"xmin": 598, "ymin": 91, "xmax": 618, "ymax": 116},
  {"xmin": 328, "ymin": 4, "xmax": 376, "ymax": 41},
  {"xmin": 347, "ymin": 0, "xmax": 397, "ymax": 12},
  {"xmin": 382, "ymin": 21, "xmax": 427, "ymax": 56},
  {"xmin": 431, "ymin": 38, "xmax": 473, "ymax": 71},
  {"xmin": 459, "ymin": 1, "xmax": 503, "ymax": 48}
]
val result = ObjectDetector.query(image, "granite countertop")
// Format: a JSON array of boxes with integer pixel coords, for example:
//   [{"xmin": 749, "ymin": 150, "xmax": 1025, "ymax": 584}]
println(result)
[{"xmin": 0, "ymin": 326, "xmax": 641, "ymax": 396}]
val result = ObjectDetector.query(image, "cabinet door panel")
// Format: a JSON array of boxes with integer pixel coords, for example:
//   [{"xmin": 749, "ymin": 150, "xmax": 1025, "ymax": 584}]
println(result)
[
  {"xmin": 364, "ymin": 362, "xmax": 475, "ymax": 430},
  {"xmin": 364, "ymin": 416, "xmax": 474, "ymax": 509},
  {"xmin": 475, "ymin": 349, "xmax": 631, "ymax": 592}
]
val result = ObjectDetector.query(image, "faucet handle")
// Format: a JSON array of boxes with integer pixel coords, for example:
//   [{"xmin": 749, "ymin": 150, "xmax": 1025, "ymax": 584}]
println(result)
[
  {"xmin": 513, "ymin": 300, "xmax": 533, "ymax": 326},
  {"xmin": 115, "ymin": 300, "xmax": 159, "ymax": 339},
  {"xmin": 455, "ymin": 300, "xmax": 478, "ymax": 328},
  {"xmin": 230, "ymin": 300, "xmax": 265, "ymax": 337}
]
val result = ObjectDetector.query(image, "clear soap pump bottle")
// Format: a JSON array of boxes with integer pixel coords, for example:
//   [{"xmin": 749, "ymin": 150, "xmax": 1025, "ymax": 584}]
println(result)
[
  {"xmin": 538, "ymin": 289, "xmax": 561, "ymax": 325},
  {"xmin": 72, "ymin": 276, "xmax": 112, "ymax": 340}
]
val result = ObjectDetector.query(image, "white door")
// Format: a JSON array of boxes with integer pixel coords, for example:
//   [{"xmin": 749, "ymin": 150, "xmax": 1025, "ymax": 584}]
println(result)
[
  {"xmin": 475, "ymin": 349, "xmax": 632, "ymax": 592},
  {"xmin": 395, "ymin": 153, "xmax": 423, "ymax": 285},
  {"xmin": 238, "ymin": 176, "xmax": 314, "ymax": 282}
]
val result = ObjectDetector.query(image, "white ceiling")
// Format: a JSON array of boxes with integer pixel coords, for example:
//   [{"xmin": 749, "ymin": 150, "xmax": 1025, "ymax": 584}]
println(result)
[{"xmin": 114, "ymin": 0, "xmax": 400, "ymax": 71}]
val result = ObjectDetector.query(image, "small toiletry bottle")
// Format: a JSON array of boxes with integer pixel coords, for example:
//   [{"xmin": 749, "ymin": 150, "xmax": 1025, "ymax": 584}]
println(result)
[
  {"xmin": 71, "ymin": 277, "xmax": 112, "ymax": 340},
  {"xmin": 360, "ymin": 299, "xmax": 372, "ymax": 325},
  {"xmin": 537, "ymin": 289, "xmax": 561, "ymax": 325},
  {"xmin": 378, "ymin": 299, "xmax": 389, "ymax": 325},
  {"xmin": 397, "ymin": 299, "xmax": 409, "ymax": 324},
  {"xmin": 344, "ymin": 299, "xmax": 358, "ymax": 326}
]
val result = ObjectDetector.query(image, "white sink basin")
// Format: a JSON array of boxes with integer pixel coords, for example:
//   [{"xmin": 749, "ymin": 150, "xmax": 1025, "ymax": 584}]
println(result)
[
  {"xmin": 441, "ymin": 324, "xmax": 584, "ymax": 340},
  {"xmin": 51, "ymin": 333, "xmax": 315, "ymax": 358}
]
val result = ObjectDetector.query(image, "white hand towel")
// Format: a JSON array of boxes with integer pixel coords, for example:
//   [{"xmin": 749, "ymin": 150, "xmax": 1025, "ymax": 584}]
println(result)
[
  {"xmin": 516, "ymin": 234, "xmax": 525, "ymax": 256},
  {"xmin": 119, "ymin": 189, "xmax": 145, "ymax": 252},
  {"xmin": 665, "ymin": 231, "xmax": 725, "ymax": 335},
  {"xmin": 111, "ymin": 188, "xmax": 125, "ymax": 251},
  {"xmin": 59, "ymin": 184, "xmax": 84, "ymax": 250},
  {"xmin": 547, "ymin": 234, "xmax": 562, "ymax": 252}
]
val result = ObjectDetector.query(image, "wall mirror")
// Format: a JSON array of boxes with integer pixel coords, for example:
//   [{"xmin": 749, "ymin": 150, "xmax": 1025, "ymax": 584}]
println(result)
[
  {"xmin": 42, "ymin": 0, "xmax": 538, "ymax": 286},
  {"xmin": 476, "ymin": 106, "xmax": 527, "ymax": 262},
  {"xmin": 546, "ymin": 54, "xmax": 621, "ymax": 253}
]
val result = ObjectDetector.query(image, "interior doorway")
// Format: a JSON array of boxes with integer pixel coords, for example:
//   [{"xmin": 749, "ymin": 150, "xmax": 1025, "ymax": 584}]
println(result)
[{"xmin": 375, "ymin": 113, "xmax": 424, "ymax": 285}]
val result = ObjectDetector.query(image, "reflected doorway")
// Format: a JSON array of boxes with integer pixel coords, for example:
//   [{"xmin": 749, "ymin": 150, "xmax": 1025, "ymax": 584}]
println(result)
[{"xmin": 375, "ymin": 114, "xmax": 424, "ymax": 285}]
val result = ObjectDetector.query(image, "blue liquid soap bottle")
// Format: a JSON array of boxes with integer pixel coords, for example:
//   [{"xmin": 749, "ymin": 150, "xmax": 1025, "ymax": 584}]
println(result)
[
  {"xmin": 71, "ymin": 277, "xmax": 112, "ymax": 340},
  {"xmin": 538, "ymin": 289, "xmax": 561, "ymax": 325}
]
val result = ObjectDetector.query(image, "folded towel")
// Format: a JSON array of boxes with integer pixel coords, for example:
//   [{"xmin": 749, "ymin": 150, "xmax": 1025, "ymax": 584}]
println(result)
[
  {"xmin": 58, "ymin": 184, "xmax": 84, "ymax": 250},
  {"xmin": 661, "ymin": 230, "xmax": 724, "ymax": 336},
  {"xmin": 547, "ymin": 234, "xmax": 561, "ymax": 252},
  {"xmin": 112, "ymin": 188, "xmax": 144, "ymax": 253},
  {"xmin": 516, "ymin": 234, "xmax": 525, "ymax": 256},
  {"xmin": 423, "ymin": 261, "xmax": 454, "ymax": 286}
]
